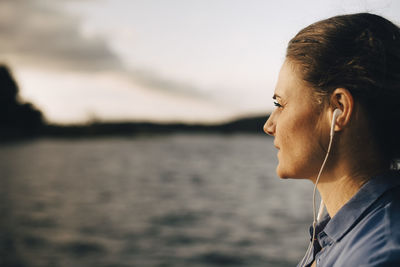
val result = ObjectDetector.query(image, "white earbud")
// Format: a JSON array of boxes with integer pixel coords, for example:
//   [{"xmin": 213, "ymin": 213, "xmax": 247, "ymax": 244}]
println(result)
[{"xmin": 330, "ymin": 108, "xmax": 343, "ymax": 138}]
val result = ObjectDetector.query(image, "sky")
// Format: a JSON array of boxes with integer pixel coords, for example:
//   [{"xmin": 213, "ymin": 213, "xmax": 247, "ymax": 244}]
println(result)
[{"xmin": 1, "ymin": 0, "xmax": 400, "ymax": 124}]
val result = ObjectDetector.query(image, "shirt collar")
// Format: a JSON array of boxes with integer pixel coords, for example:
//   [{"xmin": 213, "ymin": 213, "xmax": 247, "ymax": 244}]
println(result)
[{"xmin": 323, "ymin": 171, "xmax": 400, "ymax": 242}]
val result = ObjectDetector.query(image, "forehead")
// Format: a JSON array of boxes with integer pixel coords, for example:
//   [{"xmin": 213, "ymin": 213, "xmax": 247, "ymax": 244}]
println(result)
[{"xmin": 274, "ymin": 60, "xmax": 314, "ymax": 101}]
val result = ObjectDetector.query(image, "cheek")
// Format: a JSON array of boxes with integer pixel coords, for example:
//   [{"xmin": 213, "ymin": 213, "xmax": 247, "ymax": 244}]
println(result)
[
  {"xmin": 275, "ymin": 111, "xmax": 324, "ymax": 178},
  {"xmin": 278, "ymin": 113, "xmax": 312, "ymax": 148}
]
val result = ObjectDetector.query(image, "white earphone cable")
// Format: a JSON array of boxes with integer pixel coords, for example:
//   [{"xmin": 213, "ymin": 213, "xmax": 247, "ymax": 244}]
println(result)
[{"xmin": 299, "ymin": 109, "xmax": 340, "ymax": 267}]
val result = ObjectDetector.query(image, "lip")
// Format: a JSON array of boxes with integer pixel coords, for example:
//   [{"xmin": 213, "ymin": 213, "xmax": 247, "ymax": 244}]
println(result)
[{"xmin": 273, "ymin": 142, "xmax": 280, "ymax": 150}]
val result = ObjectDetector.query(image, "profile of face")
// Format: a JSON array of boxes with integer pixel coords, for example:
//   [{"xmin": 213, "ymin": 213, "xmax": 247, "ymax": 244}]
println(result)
[{"xmin": 264, "ymin": 60, "xmax": 329, "ymax": 180}]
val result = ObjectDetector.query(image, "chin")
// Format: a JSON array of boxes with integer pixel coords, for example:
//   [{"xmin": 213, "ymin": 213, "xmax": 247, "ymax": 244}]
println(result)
[
  {"xmin": 276, "ymin": 164, "xmax": 304, "ymax": 179},
  {"xmin": 276, "ymin": 165, "xmax": 291, "ymax": 179}
]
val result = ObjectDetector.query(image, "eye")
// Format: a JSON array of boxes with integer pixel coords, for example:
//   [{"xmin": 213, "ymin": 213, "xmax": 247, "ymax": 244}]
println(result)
[{"xmin": 273, "ymin": 100, "xmax": 282, "ymax": 108}]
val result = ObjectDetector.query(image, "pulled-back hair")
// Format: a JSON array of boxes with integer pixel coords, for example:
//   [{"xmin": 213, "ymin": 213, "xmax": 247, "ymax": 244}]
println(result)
[{"xmin": 286, "ymin": 13, "xmax": 400, "ymax": 162}]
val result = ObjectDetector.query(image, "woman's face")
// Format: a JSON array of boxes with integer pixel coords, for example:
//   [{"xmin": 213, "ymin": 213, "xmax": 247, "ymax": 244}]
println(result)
[{"xmin": 264, "ymin": 60, "xmax": 328, "ymax": 180}]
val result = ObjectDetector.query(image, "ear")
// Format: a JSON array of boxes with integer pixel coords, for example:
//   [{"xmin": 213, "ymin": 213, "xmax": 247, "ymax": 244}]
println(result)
[{"xmin": 329, "ymin": 88, "xmax": 354, "ymax": 132}]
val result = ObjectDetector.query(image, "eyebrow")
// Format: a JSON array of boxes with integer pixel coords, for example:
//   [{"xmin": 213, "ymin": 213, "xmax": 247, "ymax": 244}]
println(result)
[{"xmin": 272, "ymin": 94, "xmax": 282, "ymax": 100}]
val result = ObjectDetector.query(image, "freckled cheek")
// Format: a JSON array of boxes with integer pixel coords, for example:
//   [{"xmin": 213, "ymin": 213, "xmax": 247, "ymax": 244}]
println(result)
[
  {"xmin": 276, "ymin": 120, "xmax": 317, "ymax": 178},
  {"xmin": 277, "ymin": 114, "xmax": 313, "ymax": 152}
]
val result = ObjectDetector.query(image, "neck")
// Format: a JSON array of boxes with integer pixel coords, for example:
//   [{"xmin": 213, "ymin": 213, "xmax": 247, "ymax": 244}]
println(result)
[
  {"xmin": 313, "ymin": 115, "xmax": 389, "ymax": 218},
  {"xmin": 315, "ymin": 162, "xmax": 386, "ymax": 218},
  {"xmin": 316, "ymin": 173, "xmax": 367, "ymax": 217}
]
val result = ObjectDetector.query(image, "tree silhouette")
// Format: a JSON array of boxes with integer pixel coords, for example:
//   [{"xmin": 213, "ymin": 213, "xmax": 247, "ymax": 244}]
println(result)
[{"xmin": 0, "ymin": 65, "xmax": 44, "ymax": 139}]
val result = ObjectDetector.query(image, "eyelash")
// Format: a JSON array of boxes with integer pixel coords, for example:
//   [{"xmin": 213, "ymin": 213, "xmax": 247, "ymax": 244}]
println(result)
[{"xmin": 273, "ymin": 101, "xmax": 282, "ymax": 108}]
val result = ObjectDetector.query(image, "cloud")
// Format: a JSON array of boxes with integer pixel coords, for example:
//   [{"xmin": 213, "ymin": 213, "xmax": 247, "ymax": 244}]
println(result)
[
  {"xmin": 0, "ymin": 0, "xmax": 122, "ymax": 71},
  {"xmin": 0, "ymin": 0, "xmax": 204, "ymax": 97},
  {"xmin": 127, "ymin": 68, "xmax": 208, "ymax": 98}
]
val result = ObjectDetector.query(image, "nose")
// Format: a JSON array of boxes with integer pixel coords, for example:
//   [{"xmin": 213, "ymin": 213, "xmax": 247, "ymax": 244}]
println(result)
[{"xmin": 263, "ymin": 114, "xmax": 275, "ymax": 136}]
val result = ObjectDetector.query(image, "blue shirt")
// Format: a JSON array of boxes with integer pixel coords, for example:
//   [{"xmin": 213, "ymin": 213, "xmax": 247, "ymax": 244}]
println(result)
[{"xmin": 298, "ymin": 171, "xmax": 400, "ymax": 267}]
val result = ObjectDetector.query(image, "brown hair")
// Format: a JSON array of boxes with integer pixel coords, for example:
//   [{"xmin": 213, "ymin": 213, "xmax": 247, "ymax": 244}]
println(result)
[{"xmin": 286, "ymin": 13, "xmax": 400, "ymax": 161}]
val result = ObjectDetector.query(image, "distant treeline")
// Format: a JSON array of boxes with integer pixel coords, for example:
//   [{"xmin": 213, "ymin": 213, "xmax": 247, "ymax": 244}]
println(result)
[
  {"xmin": 0, "ymin": 65, "xmax": 269, "ymax": 141},
  {"xmin": 43, "ymin": 115, "xmax": 269, "ymax": 138}
]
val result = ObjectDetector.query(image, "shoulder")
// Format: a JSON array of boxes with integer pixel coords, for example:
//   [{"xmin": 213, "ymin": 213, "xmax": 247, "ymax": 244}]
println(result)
[{"xmin": 341, "ymin": 185, "xmax": 400, "ymax": 265}]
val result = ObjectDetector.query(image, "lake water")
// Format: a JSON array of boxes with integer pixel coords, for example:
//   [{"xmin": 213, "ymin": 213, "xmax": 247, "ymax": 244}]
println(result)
[{"xmin": 0, "ymin": 134, "xmax": 315, "ymax": 267}]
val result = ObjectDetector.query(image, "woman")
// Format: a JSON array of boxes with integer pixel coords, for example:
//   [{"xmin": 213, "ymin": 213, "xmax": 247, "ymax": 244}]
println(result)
[{"xmin": 264, "ymin": 13, "xmax": 400, "ymax": 266}]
